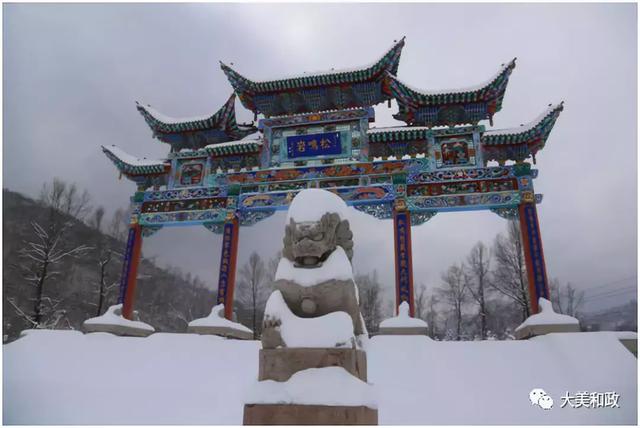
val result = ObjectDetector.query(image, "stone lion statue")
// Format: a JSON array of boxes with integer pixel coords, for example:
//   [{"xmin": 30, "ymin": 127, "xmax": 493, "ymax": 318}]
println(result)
[{"xmin": 261, "ymin": 190, "xmax": 367, "ymax": 349}]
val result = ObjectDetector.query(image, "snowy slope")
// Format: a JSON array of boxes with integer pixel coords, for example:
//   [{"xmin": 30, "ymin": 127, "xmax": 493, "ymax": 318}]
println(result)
[{"xmin": 3, "ymin": 330, "xmax": 636, "ymax": 425}]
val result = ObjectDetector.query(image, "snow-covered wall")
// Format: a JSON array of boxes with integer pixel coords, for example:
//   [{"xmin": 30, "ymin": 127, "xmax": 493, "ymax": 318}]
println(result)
[{"xmin": 3, "ymin": 330, "xmax": 636, "ymax": 425}]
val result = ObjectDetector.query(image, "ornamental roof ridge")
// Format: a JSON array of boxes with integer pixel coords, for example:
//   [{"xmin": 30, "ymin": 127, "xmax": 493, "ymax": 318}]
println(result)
[
  {"xmin": 266, "ymin": 106, "xmax": 370, "ymax": 120},
  {"xmin": 387, "ymin": 57, "xmax": 516, "ymax": 97},
  {"xmin": 367, "ymin": 125, "xmax": 433, "ymax": 134},
  {"xmin": 203, "ymin": 138, "xmax": 263, "ymax": 150},
  {"xmin": 483, "ymin": 102, "xmax": 564, "ymax": 138},
  {"xmin": 135, "ymin": 93, "xmax": 238, "ymax": 129},
  {"xmin": 220, "ymin": 37, "xmax": 405, "ymax": 91},
  {"xmin": 102, "ymin": 145, "xmax": 166, "ymax": 167}
]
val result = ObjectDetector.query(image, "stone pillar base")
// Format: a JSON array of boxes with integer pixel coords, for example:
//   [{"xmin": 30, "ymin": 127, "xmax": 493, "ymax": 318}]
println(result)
[
  {"xmin": 187, "ymin": 325, "xmax": 253, "ymax": 340},
  {"xmin": 82, "ymin": 323, "xmax": 153, "ymax": 337},
  {"xmin": 243, "ymin": 404, "xmax": 378, "ymax": 425},
  {"xmin": 619, "ymin": 338, "xmax": 637, "ymax": 357},
  {"xmin": 378, "ymin": 326, "xmax": 428, "ymax": 336},
  {"xmin": 515, "ymin": 323, "xmax": 580, "ymax": 340},
  {"xmin": 259, "ymin": 348, "xmax": 367, "ymax": 382}
]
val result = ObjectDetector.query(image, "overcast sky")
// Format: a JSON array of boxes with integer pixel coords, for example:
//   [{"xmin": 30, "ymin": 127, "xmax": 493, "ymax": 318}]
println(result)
[{"xmin": 3, "ymin": 3, "xmax": 637, "ymax": 312}]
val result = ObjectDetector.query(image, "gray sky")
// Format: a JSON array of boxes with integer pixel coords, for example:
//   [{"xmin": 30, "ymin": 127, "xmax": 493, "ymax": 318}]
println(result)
[{"xmin": 3, "ymin": 3, "xmax": 637, "ymax": 312}]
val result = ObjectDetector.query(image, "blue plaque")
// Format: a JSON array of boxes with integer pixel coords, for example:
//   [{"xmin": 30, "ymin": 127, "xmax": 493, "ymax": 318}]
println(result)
[{"xmin": 286, "ymin": 132, "xmax": 342, "ymax": 159}]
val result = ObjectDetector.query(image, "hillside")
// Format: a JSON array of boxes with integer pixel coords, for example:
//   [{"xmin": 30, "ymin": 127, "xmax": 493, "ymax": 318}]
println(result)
[{"xmin": 2, "ymin": 189, "xmax": 217, "ymax": 342}]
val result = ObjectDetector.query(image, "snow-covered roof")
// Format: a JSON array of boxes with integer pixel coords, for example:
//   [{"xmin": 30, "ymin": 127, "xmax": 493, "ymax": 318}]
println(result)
[
  {"xmin": 367, "ymin": 125, "xmax": 432, "ymax": 135},
  {"xmin": 483, "ymin": 102, "xmax": 564, "ymax": 138},
  {"xmin": 136, "ymin": 103, "xmax": 215, "ymax": 125},
  {"xmin": 221, "ymin": 37, "xmax": 405, "ymax": 87},
  {"xmin": 389, "ymin": 58, "xmax": 516, "ymax": 97},
  {"xmin": 135, "ymin": 94, "xmax": 257, "ymax": 150},
  {"xmin": 102, "ymin": 145, "xmax": 168, "ymax": 177},
  {"xmin": 103, "ymin": 145, "xmax": 164, "ymax": 167},
  {"xmin": 204, "ymin": 138, "xmax": 263, "ymax": 150}
]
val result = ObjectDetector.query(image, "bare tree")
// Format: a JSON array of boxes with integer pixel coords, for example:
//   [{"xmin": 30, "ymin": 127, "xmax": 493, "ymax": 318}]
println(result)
[
  {"xmin": 90, "ymin": 206, "xmax": 106, "ymax": 232},
  {"xmin": 414, "ymin": 283, "xmax": 428, "ymax": 321},
  {"xmin": 357, "ymin": 271, "xmax": 383, "ymax": 333},
  {"xmin": 438, "ymin": 263, "xmax": 470, "ymax": 341},
  {"xmin": 12, "ymin": 179, "xmax": 93, "ymax": 328},
  {"xmin": 92, "ymin": 243, "xmax": 121, "ymax": 317},
  {"xmin": 550, "ymin": 279, "xmax": 584, "ymax": 317},
  {"xmin": 490, "ymin": 220, "xmax": 530, "ymax": 321},
  {"xmin": 466, "ymin": 242, "xmax": 491, "ymax": 339},
  {"xmin": 236, "ymin": 252, "xmax": 268, "ymax": 339},
  {"xmin": 425, "ymin": 293, "xmax": 439, "ymax": 338},
  {"xmin": 108, "ymin": 207, "xmax": 129, "ymax": 242}
]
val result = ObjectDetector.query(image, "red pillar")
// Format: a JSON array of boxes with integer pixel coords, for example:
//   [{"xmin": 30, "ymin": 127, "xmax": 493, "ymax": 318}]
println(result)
[
  {"xmin": 217, "ymin": 215, "xmax": 240, "ymax": 320},
  {"xmin": 393, "ymin": 207, "xmax": 415, "ymax": 316},
  {"xmin": 118, "ymin": 224, "xmax": 143, "ymax": 320},
  {"xmin": 518, "ymin": 202, "xmax": 550, "ymax": 315}
]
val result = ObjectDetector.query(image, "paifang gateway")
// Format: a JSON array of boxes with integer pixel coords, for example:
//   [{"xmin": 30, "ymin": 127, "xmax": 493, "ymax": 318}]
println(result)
[{"xmin": 102, "ymin": 37, "xmax": 563, "ymax": 320}]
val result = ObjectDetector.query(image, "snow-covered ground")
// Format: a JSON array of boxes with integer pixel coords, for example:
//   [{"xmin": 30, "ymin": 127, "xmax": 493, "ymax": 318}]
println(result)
[{"xmin": 3, "ymin": 329, "xmax": 636, "ymax": 425}]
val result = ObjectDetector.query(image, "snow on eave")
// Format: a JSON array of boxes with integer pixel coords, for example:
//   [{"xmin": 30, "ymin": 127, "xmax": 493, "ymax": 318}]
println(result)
[
  {"xmin": 204, "ymin": 138, "xmax": 263, "ymax": 150},
  {"xmin": 267, "ymin": 106, "xmax": 369, "ymax": 120},
  {"xmin": 136, "ymin": 102, "xmax": 219, "ymax": 126},
  {"xmin": 102, "ymin": 145, "xmax": 166, "ymax": 167},
  {"xmin": 219, "ymin": 37, "xmax": 405, "ymax": 86},
  {"xmin": 483, "ymin": 102, "xmax": 564, "ymax": 137},
  {"xmin": 367, "ymin": 125, "xmax": 432, "ymax": 134},
  {"xmin": 389, "ymin": 57, "xmax": 516, "ymax": 97}
]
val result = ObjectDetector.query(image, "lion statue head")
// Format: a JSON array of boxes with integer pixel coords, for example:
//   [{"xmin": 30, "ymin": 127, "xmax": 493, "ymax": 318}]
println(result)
[{"xmin": 282, "ymin": 212, "xmax": 353, "ymax": 268}]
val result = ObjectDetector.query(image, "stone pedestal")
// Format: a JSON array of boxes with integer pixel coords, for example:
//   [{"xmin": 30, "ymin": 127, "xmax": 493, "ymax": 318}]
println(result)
[
  {"xmin": 514, "ymin": 323, "xmax": 580, "ymax": 340},
  {"xmin": 378, "ymin": 325, "xmax": 428, "ymax": 336},
  {"xmin": 378, "ymin": 302, "xmax": 428, "ymax": 336},
  {"xmin": 515, "ymin": 298, "xmax": 580, "ymax": 340},
  {"xmin": 187, "ymin": 325, "xmax": 253, "ymax": 340},
  {"xmin": 82, "ymin": 322, "xmax": 153, "ymax": 337},
  {"xmin": 82, "ymin": 305, "xmax": 154, "ymax": 337},
  {"xmin": 259, "ymin": 348, "xmax": 367, "ymax": 382},
  {"xmin": 244, "ymin": 404, "xmax": 377, "ymax": 425}
]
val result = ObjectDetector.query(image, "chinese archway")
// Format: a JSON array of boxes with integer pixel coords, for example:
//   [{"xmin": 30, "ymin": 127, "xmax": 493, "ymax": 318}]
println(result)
[{"xmin": 104, "ymin": 37, "xmax": 562, "ymax": 320}]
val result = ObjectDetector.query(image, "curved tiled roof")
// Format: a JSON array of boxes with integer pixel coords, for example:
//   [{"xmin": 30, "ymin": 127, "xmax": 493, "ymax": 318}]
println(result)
[
  {"xmin": 388, "ymin": 58, "xmax": 516, "ymax": 107},
  {"xmin": 136, "ymin": 93, "xmax": 237, "ymax": 134},
  {"xmin": 102, "ymin": 145, "xmax": 169, "ymax": 176},
  {"xmin": 220, "ymin": 38, "xmax": 405, "ymax": 94},
  {"xmin": 481, "ymin": 103, "xmax": 564, "ymax": 162}
]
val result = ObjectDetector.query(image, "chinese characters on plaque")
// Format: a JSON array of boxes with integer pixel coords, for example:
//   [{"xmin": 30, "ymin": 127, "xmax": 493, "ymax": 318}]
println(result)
[{"xmin": 286, "ymin": 132, "xmax": 342, "ymax": 159}]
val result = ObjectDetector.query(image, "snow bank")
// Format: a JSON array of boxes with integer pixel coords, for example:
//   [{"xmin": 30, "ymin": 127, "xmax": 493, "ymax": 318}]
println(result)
[
  {"xmin": 4, "ymin": 331, "xmax": 636, "ymax": 424},
  {"xmin": 285, "ymin": 188, "xmax": 348, "ymax": 223},
  {"xmin": 275, "ymin": 246, "xmax": 354, "ymax": 287},
  {"xmin": 379, "ymin": 301, "xmax": 428, "ymax": 328},
  {"xmin": 188, "ymin": 303, "xmax": 252, "ymax": 333},
  {"xmin": 515, "ymin": 298, "xmax": 579, "ymax": 333},
  {"xmin": 245, "ymin": 367, "xmax": 377, "ymax": 408},
  {"xmin": 263, "ymin": 290, "xmax": 354, "ymax": 348},
  {"xmin": 83, "ymin": 304, "xmax": 154, "ymax": 333}
]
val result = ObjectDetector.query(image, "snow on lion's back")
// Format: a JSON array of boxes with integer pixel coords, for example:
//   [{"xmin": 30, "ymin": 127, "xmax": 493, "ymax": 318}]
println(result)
[{"xmin": 286, "ymin": 189, "xmax": 348, "ymax": 223}]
